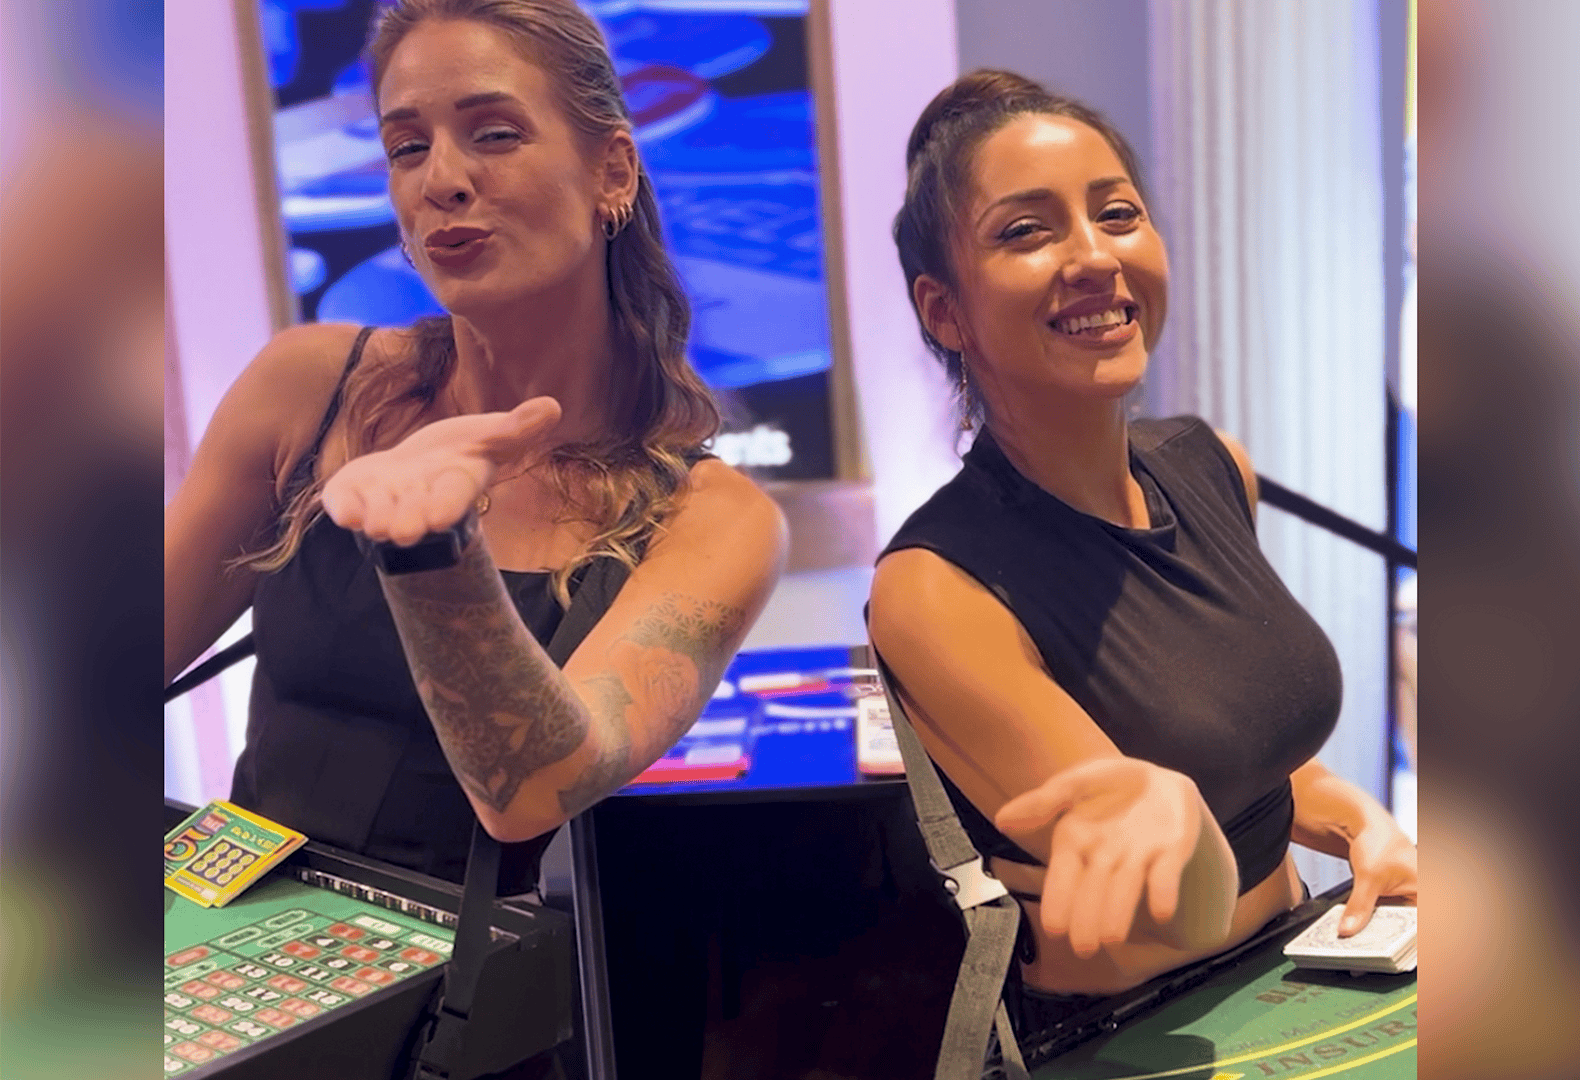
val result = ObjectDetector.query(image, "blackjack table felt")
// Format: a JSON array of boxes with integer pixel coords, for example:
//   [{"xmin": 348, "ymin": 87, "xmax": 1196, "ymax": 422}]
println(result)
[
  {"xmin": 163, "ymin": 802, "xmax": 575, "ymax": 1079},
  {"xmin": 1018, "ymin": 886, "xmax": 1417, "ymax": 1080}
]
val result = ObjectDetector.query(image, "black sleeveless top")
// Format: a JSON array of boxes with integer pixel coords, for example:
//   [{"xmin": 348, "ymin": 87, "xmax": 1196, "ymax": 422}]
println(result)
[
  {"xmin": 232, "ymin": 327, "xmax": 635, "ymax": 894},
  {"xmin": 881, "ymin": 418, "xmax": 1342, "ymax": 894}
]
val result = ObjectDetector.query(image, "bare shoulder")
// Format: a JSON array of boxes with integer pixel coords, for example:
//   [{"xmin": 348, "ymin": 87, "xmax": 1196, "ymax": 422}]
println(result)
[
  {"xmin": 872, "ymin": 549, "xmax": 1017, "ymax": 666},
  {"xmin": 242, "ymin": 323, "xmax": 397, "ymax": 487},
  {"xmin": 872, "ymin": 546, "xmax": 980, "ymax": 612},
  {"xmin": 1211, "ymin": 427, "xmax": 1260, "ymax": 511},
  {"xmin": 670, "ymin": 457, "xmax": 788, "ymax": 547},
  {"xmin": 248, "ymin": 322, "xmax": 368, "ymax": 390}
]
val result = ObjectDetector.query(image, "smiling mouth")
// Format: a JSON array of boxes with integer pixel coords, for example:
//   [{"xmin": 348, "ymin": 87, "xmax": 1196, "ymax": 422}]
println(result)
[{"xmin": 1049, "ymin": 305, "xmax": 1138, "ymax": 336}]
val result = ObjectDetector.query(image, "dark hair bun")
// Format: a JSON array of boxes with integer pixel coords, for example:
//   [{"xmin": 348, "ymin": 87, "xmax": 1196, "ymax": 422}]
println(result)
[{"xmin": 906, "ymin": 69, "xmax": 1051, "ymax": 168}]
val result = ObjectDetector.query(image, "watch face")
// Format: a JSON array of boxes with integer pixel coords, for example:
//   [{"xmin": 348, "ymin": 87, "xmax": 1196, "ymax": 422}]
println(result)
[{"xmin": 374, "ymin": 529, "xmax": 463, "ymax": 575}]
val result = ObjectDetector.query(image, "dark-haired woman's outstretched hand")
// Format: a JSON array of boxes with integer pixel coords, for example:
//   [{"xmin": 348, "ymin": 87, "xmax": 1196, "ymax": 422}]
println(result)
[{"xmin": 996, "ymin": 756, "xmax": 1237, "ymax": 958}]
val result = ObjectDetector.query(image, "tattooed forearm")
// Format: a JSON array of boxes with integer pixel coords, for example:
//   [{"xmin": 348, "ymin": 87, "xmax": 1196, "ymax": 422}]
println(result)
[
  {"xmin": 378, "ymin": 538, "xmax": 588, "ymax": 814},
  {"xmin": 555, "ymin": 592, "xmax": 747, "ymax": 815},
  {"xmin": 556, "ymin": 674, "xmax": 634, "ymax": 817}
]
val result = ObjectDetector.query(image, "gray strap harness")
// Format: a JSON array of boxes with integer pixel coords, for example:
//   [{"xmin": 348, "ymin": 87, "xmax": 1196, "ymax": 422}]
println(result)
[{"xmin": 868, "ymin": 648, "xmax": 1030, "ymax": 1080}]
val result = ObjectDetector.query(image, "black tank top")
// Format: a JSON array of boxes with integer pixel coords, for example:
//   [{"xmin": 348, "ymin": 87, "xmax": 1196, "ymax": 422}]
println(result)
[
  {"xmin": 232, "ymin": 328, "xmax": 632, "ymax": 894},
  {"xmin": 881, "ymin": 417, "xmax": 1342, "ymax": 893}
]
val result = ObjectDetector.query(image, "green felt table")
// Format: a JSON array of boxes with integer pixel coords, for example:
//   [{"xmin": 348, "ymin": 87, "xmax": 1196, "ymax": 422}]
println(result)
[
  {"xmin": 164, "ymin": 873, "xmax": 455, "ymax": 1075},
  {"xmin": 1029, "ymin": 909, "xmax": 1416, "ymax": 1080}
]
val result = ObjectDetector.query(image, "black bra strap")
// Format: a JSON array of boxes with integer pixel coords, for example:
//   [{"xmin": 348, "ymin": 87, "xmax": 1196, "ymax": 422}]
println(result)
[{"xmin": 281, "ymin": 325, "xmax": 375, "ymax": 505}]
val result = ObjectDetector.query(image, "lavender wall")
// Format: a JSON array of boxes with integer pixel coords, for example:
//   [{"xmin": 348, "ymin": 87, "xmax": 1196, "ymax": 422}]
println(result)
[{"xmin": 956, "ymin": 0, "xmax": 1153, "ymax": 186}]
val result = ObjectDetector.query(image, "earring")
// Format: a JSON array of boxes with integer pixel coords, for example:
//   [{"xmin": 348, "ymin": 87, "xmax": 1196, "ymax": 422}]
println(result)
[
  {"xmin": 399, "ymin": 239, "xmax": 415, "ymax": 267},
  {"xmin": 958, "ymin": 358, "xmax": 973, "ymax": 431},
  {"xmin": 602, "ymin": 201, "xmax": 633, "ymax": 240}
]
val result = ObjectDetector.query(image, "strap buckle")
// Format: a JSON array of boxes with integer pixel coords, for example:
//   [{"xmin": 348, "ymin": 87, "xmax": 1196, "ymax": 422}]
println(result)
[{"xmin": 937, "ymin": 856, "xmax": 1009, "ymax": 910}]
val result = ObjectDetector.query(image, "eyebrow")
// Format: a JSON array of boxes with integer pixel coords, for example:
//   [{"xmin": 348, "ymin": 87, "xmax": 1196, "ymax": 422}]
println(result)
[
  {"xmin": 379, "ymin": 91, "xmax": 520, "ymax": 126},
  {"xmin": 976, "ymin": 176, "xmax": 1133, "ymax": 226}
]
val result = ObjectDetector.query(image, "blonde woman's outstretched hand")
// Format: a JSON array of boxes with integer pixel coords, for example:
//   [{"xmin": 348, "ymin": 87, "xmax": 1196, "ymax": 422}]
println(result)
[{"xmin": 322, "ymin": 396, "xmax": 562, "ymax": 545}]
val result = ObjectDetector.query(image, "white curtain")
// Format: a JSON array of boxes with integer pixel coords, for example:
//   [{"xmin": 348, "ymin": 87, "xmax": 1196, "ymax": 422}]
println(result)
[{"xmin": 1146, "ymin": 0, "xmax": 1390, "ymax": 890}]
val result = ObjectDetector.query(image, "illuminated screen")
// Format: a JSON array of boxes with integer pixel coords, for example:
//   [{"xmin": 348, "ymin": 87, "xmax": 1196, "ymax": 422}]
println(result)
[{"xmin": 259, "ymin": 0, "xmax": 839, "ymax": 479}]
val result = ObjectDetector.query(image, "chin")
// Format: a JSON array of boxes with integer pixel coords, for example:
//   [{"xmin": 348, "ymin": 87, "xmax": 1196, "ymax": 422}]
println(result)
[
  {"xmin": 1075, "ymin": 349, "xmax": 1149, "ymax": 400},
  {"xmin": 431, "ymin": 277, "xmax": 527, "ymax": 321}
]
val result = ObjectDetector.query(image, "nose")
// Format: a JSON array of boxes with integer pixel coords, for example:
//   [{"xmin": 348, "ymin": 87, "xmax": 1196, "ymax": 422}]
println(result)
[
  {"xmin": 1059, "ymin": 219, "xmax": 1122, "ymax": 289},
  {"xmin": 419, "ymin": 133, "xmax": 474, "ymax": 208}
]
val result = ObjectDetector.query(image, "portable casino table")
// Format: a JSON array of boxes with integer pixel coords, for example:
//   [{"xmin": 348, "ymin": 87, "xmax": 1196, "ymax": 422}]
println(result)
[
  {"xmin": 163, "ymin": 801, "xmax": 575, "ymax": 1080},
  {"xmin": 1015, "ymin": 884, "xmax": 1417, "ymax": 1080}
]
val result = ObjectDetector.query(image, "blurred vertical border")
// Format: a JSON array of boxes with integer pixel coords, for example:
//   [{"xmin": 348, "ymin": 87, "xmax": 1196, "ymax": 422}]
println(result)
[{"xmin": 1, "ymin": 2, "xmax": 164, "ymax": 1079}]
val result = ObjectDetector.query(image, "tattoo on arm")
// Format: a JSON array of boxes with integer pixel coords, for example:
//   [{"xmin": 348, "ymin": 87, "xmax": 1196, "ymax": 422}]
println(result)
[
  {"xmin": 381, "ymin": 531, "xmax": 747, "ymax": 823},
  {"xmin": 556, "ymin": 592, "xmax": 746, "ymax": 816},
  {"xmin": 379, "ymin": 539, "xmax": 588, "ymax": 814}
]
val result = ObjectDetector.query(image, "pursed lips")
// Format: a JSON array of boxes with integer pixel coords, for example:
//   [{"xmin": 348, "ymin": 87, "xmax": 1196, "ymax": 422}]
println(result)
[{"xmin": 424, "ymin": 226, "xmax": 493, "ymax": 250}]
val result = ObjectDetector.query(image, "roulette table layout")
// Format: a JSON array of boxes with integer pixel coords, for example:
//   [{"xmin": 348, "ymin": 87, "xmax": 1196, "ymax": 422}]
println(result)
[
  {"xmin": 164, "ymin": 801, "xmax": 574, "ymax": 1079},
  {"xmin": 1020, "ymin": 885, "xmax": 1417, "ymax": 1080}
]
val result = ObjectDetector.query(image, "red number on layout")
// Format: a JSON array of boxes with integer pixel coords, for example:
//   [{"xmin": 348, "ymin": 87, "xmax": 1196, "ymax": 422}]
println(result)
[
  {"xmin": 330, "ymin": 976, "xmax": 374, "ymax": 996},
  {"xmin": 399, "ymin": 948, "xmax": 441, "ymax": 965},
  {"xmin": 327, "ymin": 923, "xmax": 367, "ymax": 941},
  {"xmin": 254, "ymin": 1007, "xmax": 298, "ymax": 1029},
  {"xmin": 282, "ymin": 941, "xmax": 321, "ymax": 959},
  {"xmin": 197, "ymin": 1030, "xmax": 243, "ymax": 1051},
  {"xmin": 166, "ymin": 946, "xmax": 210, "ymax": 968},
  {"xmin": 340, "ymin": 945, "xmax": 380, "ymax": 963},
  {"xmin": 170, "ymin": 1042, "xmax": 215, "ymax": 1063},
  {"xmin": 356, "ymin": 967, "xmax": 396, "ymax": 985},
  {"xmin": 266, "ymin": 975, "xmax": 307, "ymax": 994},
  {"xmin": 279, "ymin": 998, "xmax": 321, "ymax": 1019},
  {"xmin": 191, "ymin": 1005, "xmax": 233, "ymax": 1025}
]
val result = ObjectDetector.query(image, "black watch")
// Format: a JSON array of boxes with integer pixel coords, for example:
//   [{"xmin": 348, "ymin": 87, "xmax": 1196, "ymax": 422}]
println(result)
[{"xmin": 365, "ymin": 511, "xmax": 478, "ymax": 575}]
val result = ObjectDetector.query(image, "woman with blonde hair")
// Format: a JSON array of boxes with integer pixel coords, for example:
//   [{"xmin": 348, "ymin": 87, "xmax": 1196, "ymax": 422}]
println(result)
[{"xmin": 165, "ymin": 0, "xmax": 784, "ymax": 914}]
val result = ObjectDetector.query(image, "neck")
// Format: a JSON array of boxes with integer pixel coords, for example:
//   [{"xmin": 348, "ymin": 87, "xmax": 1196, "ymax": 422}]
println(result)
[
  {"xmin": 446, "ymin": 261, "xmax": 619, "ymax": 445},
  {"xmin": 983, "ymin": 390, "xmax": 1147, "ymax": 528}
]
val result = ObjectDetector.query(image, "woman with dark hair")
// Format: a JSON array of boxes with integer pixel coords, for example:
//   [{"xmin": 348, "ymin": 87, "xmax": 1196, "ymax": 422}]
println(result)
[
  {"xmin": 164, "ymin": 0, "xmax": 785, "ymax": 900},
  {"xmin": 870, "ymin": 70, "xmax": 1417, "ymax": 1072}
]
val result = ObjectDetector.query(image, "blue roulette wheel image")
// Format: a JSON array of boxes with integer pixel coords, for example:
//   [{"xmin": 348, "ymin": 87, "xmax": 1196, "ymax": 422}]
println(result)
[
  {"xmin": 640, "ymin": 89, "xmax": 832, "ymax": 390},
  {"xmin": 316, "ymin": 245, "xmax": 445, "ymax": 326},
  {"xmin": 597, "ymin": 8, "xmax": 772, "ymax": 80}
]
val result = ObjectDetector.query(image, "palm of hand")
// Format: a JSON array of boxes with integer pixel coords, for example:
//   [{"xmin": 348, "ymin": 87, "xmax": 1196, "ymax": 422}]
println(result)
[
  {"xmin": 999, "ymin": 757, "xmax": 1203, "ymax": 957},
  {"xmin": 322, "ymin": 396, "xmax": 561, "ymax": 545}
]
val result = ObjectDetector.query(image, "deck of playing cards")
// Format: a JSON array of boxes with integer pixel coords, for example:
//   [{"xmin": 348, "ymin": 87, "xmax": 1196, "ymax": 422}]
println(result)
[{"xmin": 1283, "ymin": 903, "xmax": 1417, "ymax": 975}]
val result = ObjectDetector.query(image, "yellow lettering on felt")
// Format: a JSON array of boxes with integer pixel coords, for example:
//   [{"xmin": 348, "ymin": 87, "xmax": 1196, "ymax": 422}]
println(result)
[{"xmin": 1210, "ymin": 1073, "xmax": 1244, "ymax": 1080}]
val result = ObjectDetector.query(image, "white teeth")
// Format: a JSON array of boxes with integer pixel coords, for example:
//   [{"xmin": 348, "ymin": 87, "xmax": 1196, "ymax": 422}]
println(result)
[{"xmin": 1052, "ymin": 307, "xmax": 1132, "ymax": 334}]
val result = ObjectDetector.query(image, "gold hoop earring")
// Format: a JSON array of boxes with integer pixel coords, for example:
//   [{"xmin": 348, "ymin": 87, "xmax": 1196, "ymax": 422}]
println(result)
[{"xmin": 603, "ymin": 201, "xmax": 633, "ymax": 241}]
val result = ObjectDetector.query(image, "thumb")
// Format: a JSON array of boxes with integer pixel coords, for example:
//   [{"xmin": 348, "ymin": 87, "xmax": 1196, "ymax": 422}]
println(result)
[
  {"xmin": 995, "ymin": 770, "xmax": 1082, "ymax": 833},
  {"xmin": 1340, "ymin": 878, "xmax": 1380, "ymax": 937},
  {"xmin": 485, "ymin": 396, "xmax": 562, "ymax": 462},
  {"xmin": 506, "ymin": 395, "xmax": 561, "ymax": 435}
]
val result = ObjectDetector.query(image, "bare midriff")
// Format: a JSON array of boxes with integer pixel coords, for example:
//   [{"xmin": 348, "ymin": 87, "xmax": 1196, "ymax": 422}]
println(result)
[{"xmin": 990, "ymin": 849, "xmax": 1304, "ymax": 995}]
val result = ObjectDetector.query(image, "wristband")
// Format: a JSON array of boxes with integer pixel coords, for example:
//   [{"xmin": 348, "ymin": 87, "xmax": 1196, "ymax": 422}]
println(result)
[{"xmin": 363, "ymin": 511, "xmax": 478, "ymax": 576}]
